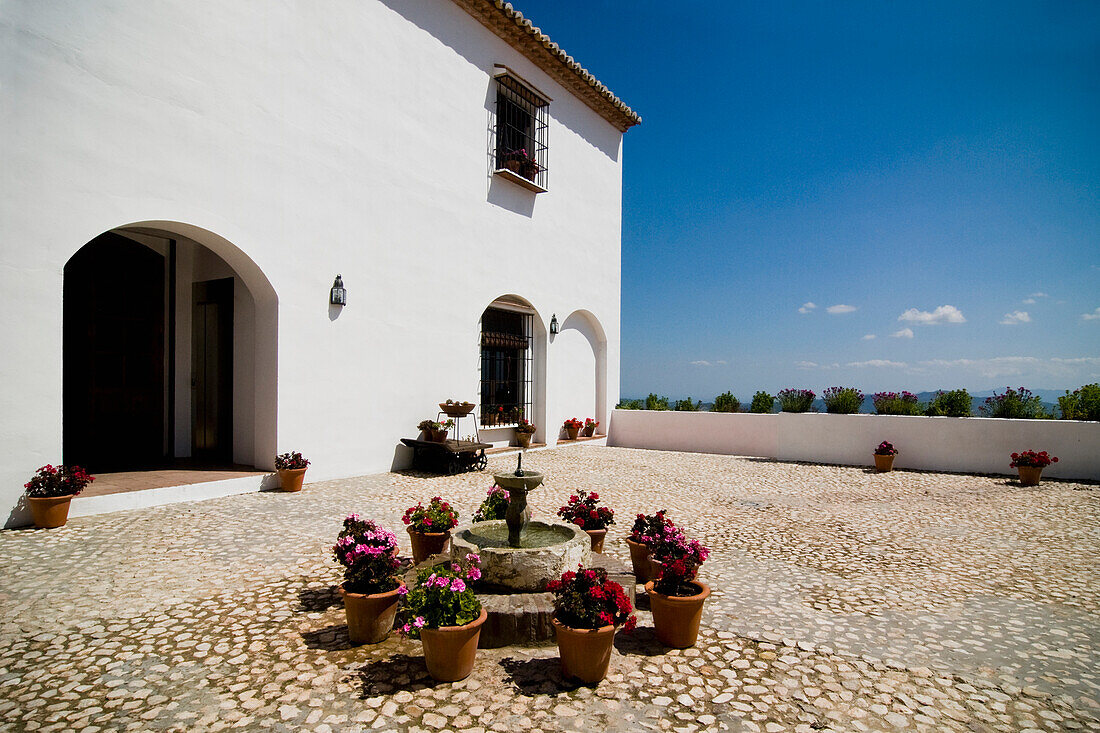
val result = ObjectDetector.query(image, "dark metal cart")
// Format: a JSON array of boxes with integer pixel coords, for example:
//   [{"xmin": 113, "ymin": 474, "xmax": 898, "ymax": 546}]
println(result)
[{"xmin": 400, "ymin": 438, "xmax": 491, "ymax": 475}]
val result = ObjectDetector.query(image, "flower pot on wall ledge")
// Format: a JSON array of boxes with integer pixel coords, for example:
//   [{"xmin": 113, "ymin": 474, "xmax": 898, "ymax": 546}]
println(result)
[
  {"xmin": 564, "ymin": 427, "xmax": 580, "ymax": 440},
  {"xmin": 516, "ymin": 432, "xmax": 532, "ymax": 449}
]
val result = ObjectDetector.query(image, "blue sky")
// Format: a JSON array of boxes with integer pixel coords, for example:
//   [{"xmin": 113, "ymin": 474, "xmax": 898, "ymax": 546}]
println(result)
[{"xmin": 515, "ymin": 1, "xmax": 1100, "ymax": 400}]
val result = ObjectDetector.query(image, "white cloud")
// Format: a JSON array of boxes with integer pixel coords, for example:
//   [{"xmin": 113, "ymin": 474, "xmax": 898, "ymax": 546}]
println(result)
[
  {"xmin": 689, "ymin": 359, "xmax": 728, "ymax": 367},
  {"xmin": 999, "ymin": 311, "xmax": 1031, "ymax": 325},
  {"xmin": 1022, "ymin": 299, "xmax": 1035, "ymax": 305},
  {"xmin": 1030, "ymin": 292, "xmax": 1049, "ymax": 298},
  {"xmin": 794, "ymin": 361, "xmax": 818, "ymax": 369},
  {"xmin": 1082, "ymin": 307, "xmax": 1100, "ymax": 321},
  {"xmin": 916, "ymin": 356, "xmax": 1039, "ymax": 378},
  {"xmin": 898, "ymin": 305, "xmax": 966, "ymax": 325},
  {"xmin": 798, "ymin": 302, "xmax": 817, "ymax": 314},
  {"xmin": 846, "ymin": 359, "xmax": 907, "ymax": 368},
  {"xmin": 891, "ymin": 328, "xmax": 914, "ymax": 339},
  {"xmin": 826, "ymin": 304, "xmax": 857, "ymax": 314},
  {"xmin": 861, "ymin": 334, "xmax": 876, "ymax": 340}
]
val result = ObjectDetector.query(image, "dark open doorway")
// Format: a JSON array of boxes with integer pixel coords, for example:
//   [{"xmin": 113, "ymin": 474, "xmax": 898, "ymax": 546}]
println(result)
[
  {"xmin": 63, "ymin": 232, "xmax": 166, "ymax": 472},
  {"xmin": 191, "ymin": 278, "xmax": 234, "ymax": 461}
]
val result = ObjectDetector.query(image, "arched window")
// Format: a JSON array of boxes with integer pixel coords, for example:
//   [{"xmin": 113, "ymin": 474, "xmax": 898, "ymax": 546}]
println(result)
[{"xmin": 479, "ymin": 305, "xmax": 533, "ymax": 427}]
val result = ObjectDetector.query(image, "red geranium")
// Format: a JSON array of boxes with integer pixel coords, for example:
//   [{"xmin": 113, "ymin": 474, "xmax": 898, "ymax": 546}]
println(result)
[
  {"xmin": 557, "ymin": 490, "xmax": 614, "ymax": 530},
  {"xmin": 1010, "ymin": 450, "xmax": 1058, "ymax": 468},
  {"xmin": 547, "ymin": 566, "xmax": 635, "ymax": 631}
]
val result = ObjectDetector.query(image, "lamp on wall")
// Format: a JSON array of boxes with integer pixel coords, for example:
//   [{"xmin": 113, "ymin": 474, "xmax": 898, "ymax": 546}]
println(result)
[
  {"xmin": 549, "ymin": 314, "xmax": 559, "ymax": 335},
  {"xmin": 330, "ymin": 275, "xmax": 347, "ymax": 306}
]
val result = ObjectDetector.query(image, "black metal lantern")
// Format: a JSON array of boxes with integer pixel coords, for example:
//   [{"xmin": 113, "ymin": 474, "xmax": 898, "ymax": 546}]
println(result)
[
  {"xmin": 549, "ymin": 313, "xmax": 559, "ymax": 334},
  {"xmin": 330, "ymin": 275, "xmax": 347, "ymax": 306}
]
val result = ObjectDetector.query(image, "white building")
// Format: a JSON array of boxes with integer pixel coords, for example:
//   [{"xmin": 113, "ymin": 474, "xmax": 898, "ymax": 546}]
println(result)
[{"xmin": 0, "ymin": 0, "xmax": 639, "ymax": 526}]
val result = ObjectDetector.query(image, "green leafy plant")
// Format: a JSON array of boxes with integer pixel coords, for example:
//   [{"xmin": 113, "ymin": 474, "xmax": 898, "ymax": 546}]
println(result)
[
  {"xmin": 821, "ymin": 386, "xmax": 864, "ymax": 414},
  {"xmin": 645, "ymin": 393, "xmax": 670, "ymax": 411},
  {"xmin": 473, "ymin": 485, "xmax": 509, "ymax": 522},
  {"xmin": 925, "ymin": 389, "xmax": 972, "ymax": 417},
  {"xmin": 712, "ymin": 391, "xmax": 740, "ymax": 412},
  {"xmin": 980, "ymin": 387, "xmax": 1046, "ymax": 419},
  {"xmin": 616, "ymin": 399, "xmax": 644, "ymax": 410},
  {"xmin": 777, "ymin": 388, "xmax": 815, "ymax": 413},
  {"xmin": 873, "ymin": 391, "xmax": 922, "ymax": 416},
  {"xmin": 749, "ymin": 391, "xmax": 775, "ymax": 414},
  {"xmin": 1059, "ymin": 383, "xmax": 1100, "ymax": 421},
  {"xmin": 674, "ymin": 396, "xmax": 700, "ymax": 411},
  {"xmin": 398, "ymin": 554, "xmax": 482, "ymax": 637}
]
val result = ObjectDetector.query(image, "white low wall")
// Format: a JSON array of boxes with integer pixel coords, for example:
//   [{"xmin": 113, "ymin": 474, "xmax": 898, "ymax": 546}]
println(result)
[{"xmin": 607, "ymin": 410, "xmax": 1100, "ymax": 481}]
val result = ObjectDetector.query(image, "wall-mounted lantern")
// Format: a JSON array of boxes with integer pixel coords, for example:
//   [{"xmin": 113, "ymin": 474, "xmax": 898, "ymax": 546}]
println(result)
[
  {"xmin": 549, "ymin": 313, "xmax": 559, "ymax": 335},
  {"xmin": 330, "ymin": 275, "xmax": 347, "ymax": 306}
]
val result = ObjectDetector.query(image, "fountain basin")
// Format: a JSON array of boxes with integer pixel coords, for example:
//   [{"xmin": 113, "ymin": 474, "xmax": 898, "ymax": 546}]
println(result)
[
  {"xmin": 492, "ymin": 471, "xmax": 545, "ymax": 492},
  {"xmin": 451, "ymin": 520, "xmax": 590, "ymax": 592}
]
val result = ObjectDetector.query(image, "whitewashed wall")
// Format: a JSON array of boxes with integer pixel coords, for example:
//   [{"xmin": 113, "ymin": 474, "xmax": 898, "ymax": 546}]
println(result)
[
  {"xmin": 608, "ymin": 411, "xmax": 1100, "ymax": 481},
  {"xmin": 0, "ymin": 0, "xmax": 624, "ymax": 526}
]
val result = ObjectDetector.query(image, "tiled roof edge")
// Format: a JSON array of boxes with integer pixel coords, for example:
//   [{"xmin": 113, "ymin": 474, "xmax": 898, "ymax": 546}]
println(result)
[{"xmin": 450, "ymin": 0, "xmax": 641, "ymax": 131}]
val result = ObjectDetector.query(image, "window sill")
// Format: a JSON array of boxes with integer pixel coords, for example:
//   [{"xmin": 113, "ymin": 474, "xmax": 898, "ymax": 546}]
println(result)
[
  {"xmin": 480, "ymin": 423, "xmax": 521, "ymax": 430},
  {"xmin": 493, "ymin": 168, "xmax": 547, "ymax": 194}
]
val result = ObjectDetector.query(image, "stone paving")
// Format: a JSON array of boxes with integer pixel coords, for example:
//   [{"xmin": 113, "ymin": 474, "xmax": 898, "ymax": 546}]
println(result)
[{"xmin": 1, "ymin": 445, "xmax": 1098, "ymax": 732}]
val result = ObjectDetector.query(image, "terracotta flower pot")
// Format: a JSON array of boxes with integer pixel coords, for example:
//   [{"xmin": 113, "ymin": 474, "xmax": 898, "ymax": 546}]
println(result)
[
  {"xmin": 341, "ymin": 579, "xmax": 404, "ymax": 645},
  {"xmin": 516, "ymin": 432, "xmax": 532, "ymax": 449},
  {"xmin": 428, "ymin": 429, "xmax": 449, "ymax": 443},
  {"xmin": 420, "ymin": 608, "xmax": 488, "ymax": 682},
  {"xmin": 582, "ymin": 425, "xmax": 596, "ymax": 437},
  {"xmin": 1017, "ymin": 466, "xmax": 1043, "ymax": 486},
  {"xmin": 27, "ymin": 495, "xmax": 75, "ymax": 529},
  {"xmin": 585, "ymin": 528, "xmax": 607, "ymax": 553},
  {"xmin": 625, "ymin": 537, "xmax": 652, "ymax": 582},
  {"xmin": 873, "ymin": 454, "xmax": 895, "ymax": 473},
  {"xmin": 439, "ymin": 402, "xmax": 475, "ymax": 418},
  {"xmin": 278, "ymin": 467, "xmax": 307, "ymax": 492},
  {"xmin": 552, "ymin": 618, "xmax": 616, "ymax": 685},
  {"xmin": 565, "ymin": 426, "xmax": 580, "ymax": 440},
  {"xmin": 408, "ymin": 527, "xmax": 450, "ymax": 564},
  {"xmin": 645, "ymin": 580, "xmax": 711, "ymax": 649}
]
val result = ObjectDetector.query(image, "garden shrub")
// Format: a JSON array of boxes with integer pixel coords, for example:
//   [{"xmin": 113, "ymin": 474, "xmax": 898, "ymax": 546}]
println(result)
[
  {"xmin": 712, "ymin": 391, "xmax": 740, "ymax": 412},
  {"xmin": 674, "ymin": 396, "xmax": 701, "ymax": 411},
  {"xmin": 616, "ymin": 399, "xmax": 643, "ymax": 410},
  {"xmin": 776, "ymin": 388, "xmax": 815, "ymax": 413},
  {"xmin": 925, "ymin": 389, "xmax": 971, "ymax": 417},
  {"xmin": 873, "ymin": 391, "xmax": 922, "ymax": 416},
  {"xmin": 821, "ymin": 386, "xmax": 864, "ymax": 414},
  {"xmin": 979, "ymin": 387, "xmax": 1046, "ymax": 419},
  {"xmin": 749, "ymin": 391, "xmax": 775, "ymax": 414},
  {"xmin": 1059, "ymin": 383, "xmax": 1100, "ymax": 421}
]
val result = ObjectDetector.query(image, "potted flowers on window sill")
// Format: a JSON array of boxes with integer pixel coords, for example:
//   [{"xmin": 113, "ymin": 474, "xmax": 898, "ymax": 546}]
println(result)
[
  {"xmin": 547, "ymin": 566, "xmax": 636, "ymax": 685},
  {"xmin": 514, "ymin": 418, "xmax": 537, "ymax": 449},
  {"xmin": 1010, "ymin": 450, "xmax": 1058, "ymax": 486},
  {"xmin": 645, "ymin": 524, "xmax": 711, "ymax": 649},
  {"xmin": 332, "ymin": 514, "xmax": 403, "ymax": 644},
  {"xmin": 626, "ymin": 510, "xmax": 671, "ymax": 582},
  {"xmin": 403, "ymin": 496, "xmax": 459, "ymax": 563},
  {"xmin": 439, "ymin": 400, "xmax": 475, "ymax": 418},
  {"xmin": 873, "ymin": 441, "xmax": 898, "ymax": 472},
  {"xmin": 275, "ymin": 451, "xmax": 310, "ymax": 492},
  {"xmin": 24, "ymin": 464, "xmax": 94, "ymax": 528},
  {"xmin": 557, "ymin": 490, "xmax": 615, "ymax": 553},
  {"xmin": 473, "ymin": 485, "xmax": 509, "ymax": 522},
  {"xmin": 417, "ymin": 419, "xmax": 453, "ymax": 443},
  {"xmin": 582, "ymin": 418, "xmax": 599, "ymax": 437},
  {"xmin": 563, "ymin": 418, "xmax": 583, "ymax": 441},
  {"xmin": 400, "ymin": 553, "xmax": 486, "ymax": 682},
  {"xmin": 499, "ymin": 148, "xmax": 540, "ymax": 182}
]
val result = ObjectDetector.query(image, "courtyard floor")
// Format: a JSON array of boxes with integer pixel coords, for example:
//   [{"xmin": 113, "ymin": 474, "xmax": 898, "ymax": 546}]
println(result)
[{"xmin": 1, "ymin": 445, "xmax": 1098, "ymax": 732}]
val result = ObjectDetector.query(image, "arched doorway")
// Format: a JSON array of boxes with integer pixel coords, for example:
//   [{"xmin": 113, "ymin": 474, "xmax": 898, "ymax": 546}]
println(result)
[
  {"xmin": 63, "ymin": 223, "xmax": 277, "ymax": 474},
  {"xmin": 477, "ymin": 295, "xmax": 547, "ymax": 445},
  {"xmin": 557, "ymin": 309, "xmax": 608, "ymax": 431}
]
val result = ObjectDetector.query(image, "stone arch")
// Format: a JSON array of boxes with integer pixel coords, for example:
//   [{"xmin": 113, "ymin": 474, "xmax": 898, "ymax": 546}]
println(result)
[
  {"xmin": 63, "ymin": 220, "xmax": 277, "ymax": 471},
  {"xmin": 478, "ymin": 294, "xmax": 548, "ymax": 445}
]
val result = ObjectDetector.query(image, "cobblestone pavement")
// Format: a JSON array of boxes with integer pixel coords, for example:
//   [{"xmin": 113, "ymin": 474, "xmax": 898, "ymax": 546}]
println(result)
[{"xmin": 1, "ymin": 446, "xmax": 1098, "ymax": 732}]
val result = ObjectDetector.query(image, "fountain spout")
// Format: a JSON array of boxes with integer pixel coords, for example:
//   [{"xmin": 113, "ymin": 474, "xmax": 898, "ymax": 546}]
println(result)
[{"xmin": 493, "ymin": 461, "xmax": 545, "ymax": 547}]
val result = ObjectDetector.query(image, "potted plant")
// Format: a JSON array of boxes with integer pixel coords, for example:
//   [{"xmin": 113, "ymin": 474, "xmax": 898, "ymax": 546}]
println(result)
[
  {"xmin": 1010, "ymin": 450, "xmax": 1058, "ymax": 486},
  {"xmin": 873, "ymin": 441, "xmax": 898, "ymax": 472},
  {"xmin": 402, "ymin": 497, "xmax": 459, "ymax": 563},
  {"xmin": 547, "ymin": 567, "xmax": 636, "ymax": 685},
  {"xmin": 473, "ymin": 485, "xmax": 510, "ymax": 522},
  {"xmin": 582, "ymin": 418, "xmax": 599, "ymax": 437},
  {"xmin": 557, "ymin": 490, "xmax": 615, "ymax": 552},
  {"xmin": 500, "ymin": 148, "xmax": 539, "ymax": 182},
  {"xmin": 417, "ymin": 418, "xmax": 453, "ymax": 443},
  {"xmin": 514, "ymin": 418, "xmax": 537, "ymax": 449},
  {"xmin": 563, "ymin": 417, "xmax": 583, "ymax": 440},
  {"xmin": 399, "ymin": 553, "xmax": 486, "ymax": 682},
  {"xmin": 275, "ymin": 451, "xmax": 310, "ymax": 492},
  {"xmin": 332, "ymin": 514, "xmax": 403, "ymax": 644},
  {"xmin": 439, "ymin": 399, "xmax": 475, "ymax": 418},
  {"xmin": 645, "ymin": 525, "xmax": 711, "ymax": 649},
  {"xmin": 23, "ymin": 464, "xmax": 94, "ymax": 528},
  {"xmin": 626, "ymin": 510, "xmax": 671, "ymax": 582}
]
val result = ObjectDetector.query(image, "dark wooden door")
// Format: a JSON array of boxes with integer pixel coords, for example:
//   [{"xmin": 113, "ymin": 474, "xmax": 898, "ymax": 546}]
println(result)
[
  {"xmin": 64, "ymin": 233, "xmax": 165, "ymax": 472},
  {"xmin": 191, "ymin": 278, "xmax": 233, "ymax": 461}
]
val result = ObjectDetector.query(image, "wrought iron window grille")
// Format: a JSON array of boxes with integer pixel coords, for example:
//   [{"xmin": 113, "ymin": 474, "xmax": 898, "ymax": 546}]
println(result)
[
  {"xmin": 490, "ymin": 73, "xmax": 549, "ymax": 191},
  {"xmin": 479, "ymin": 307, "xmax": 533, "ymax": 428}
]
